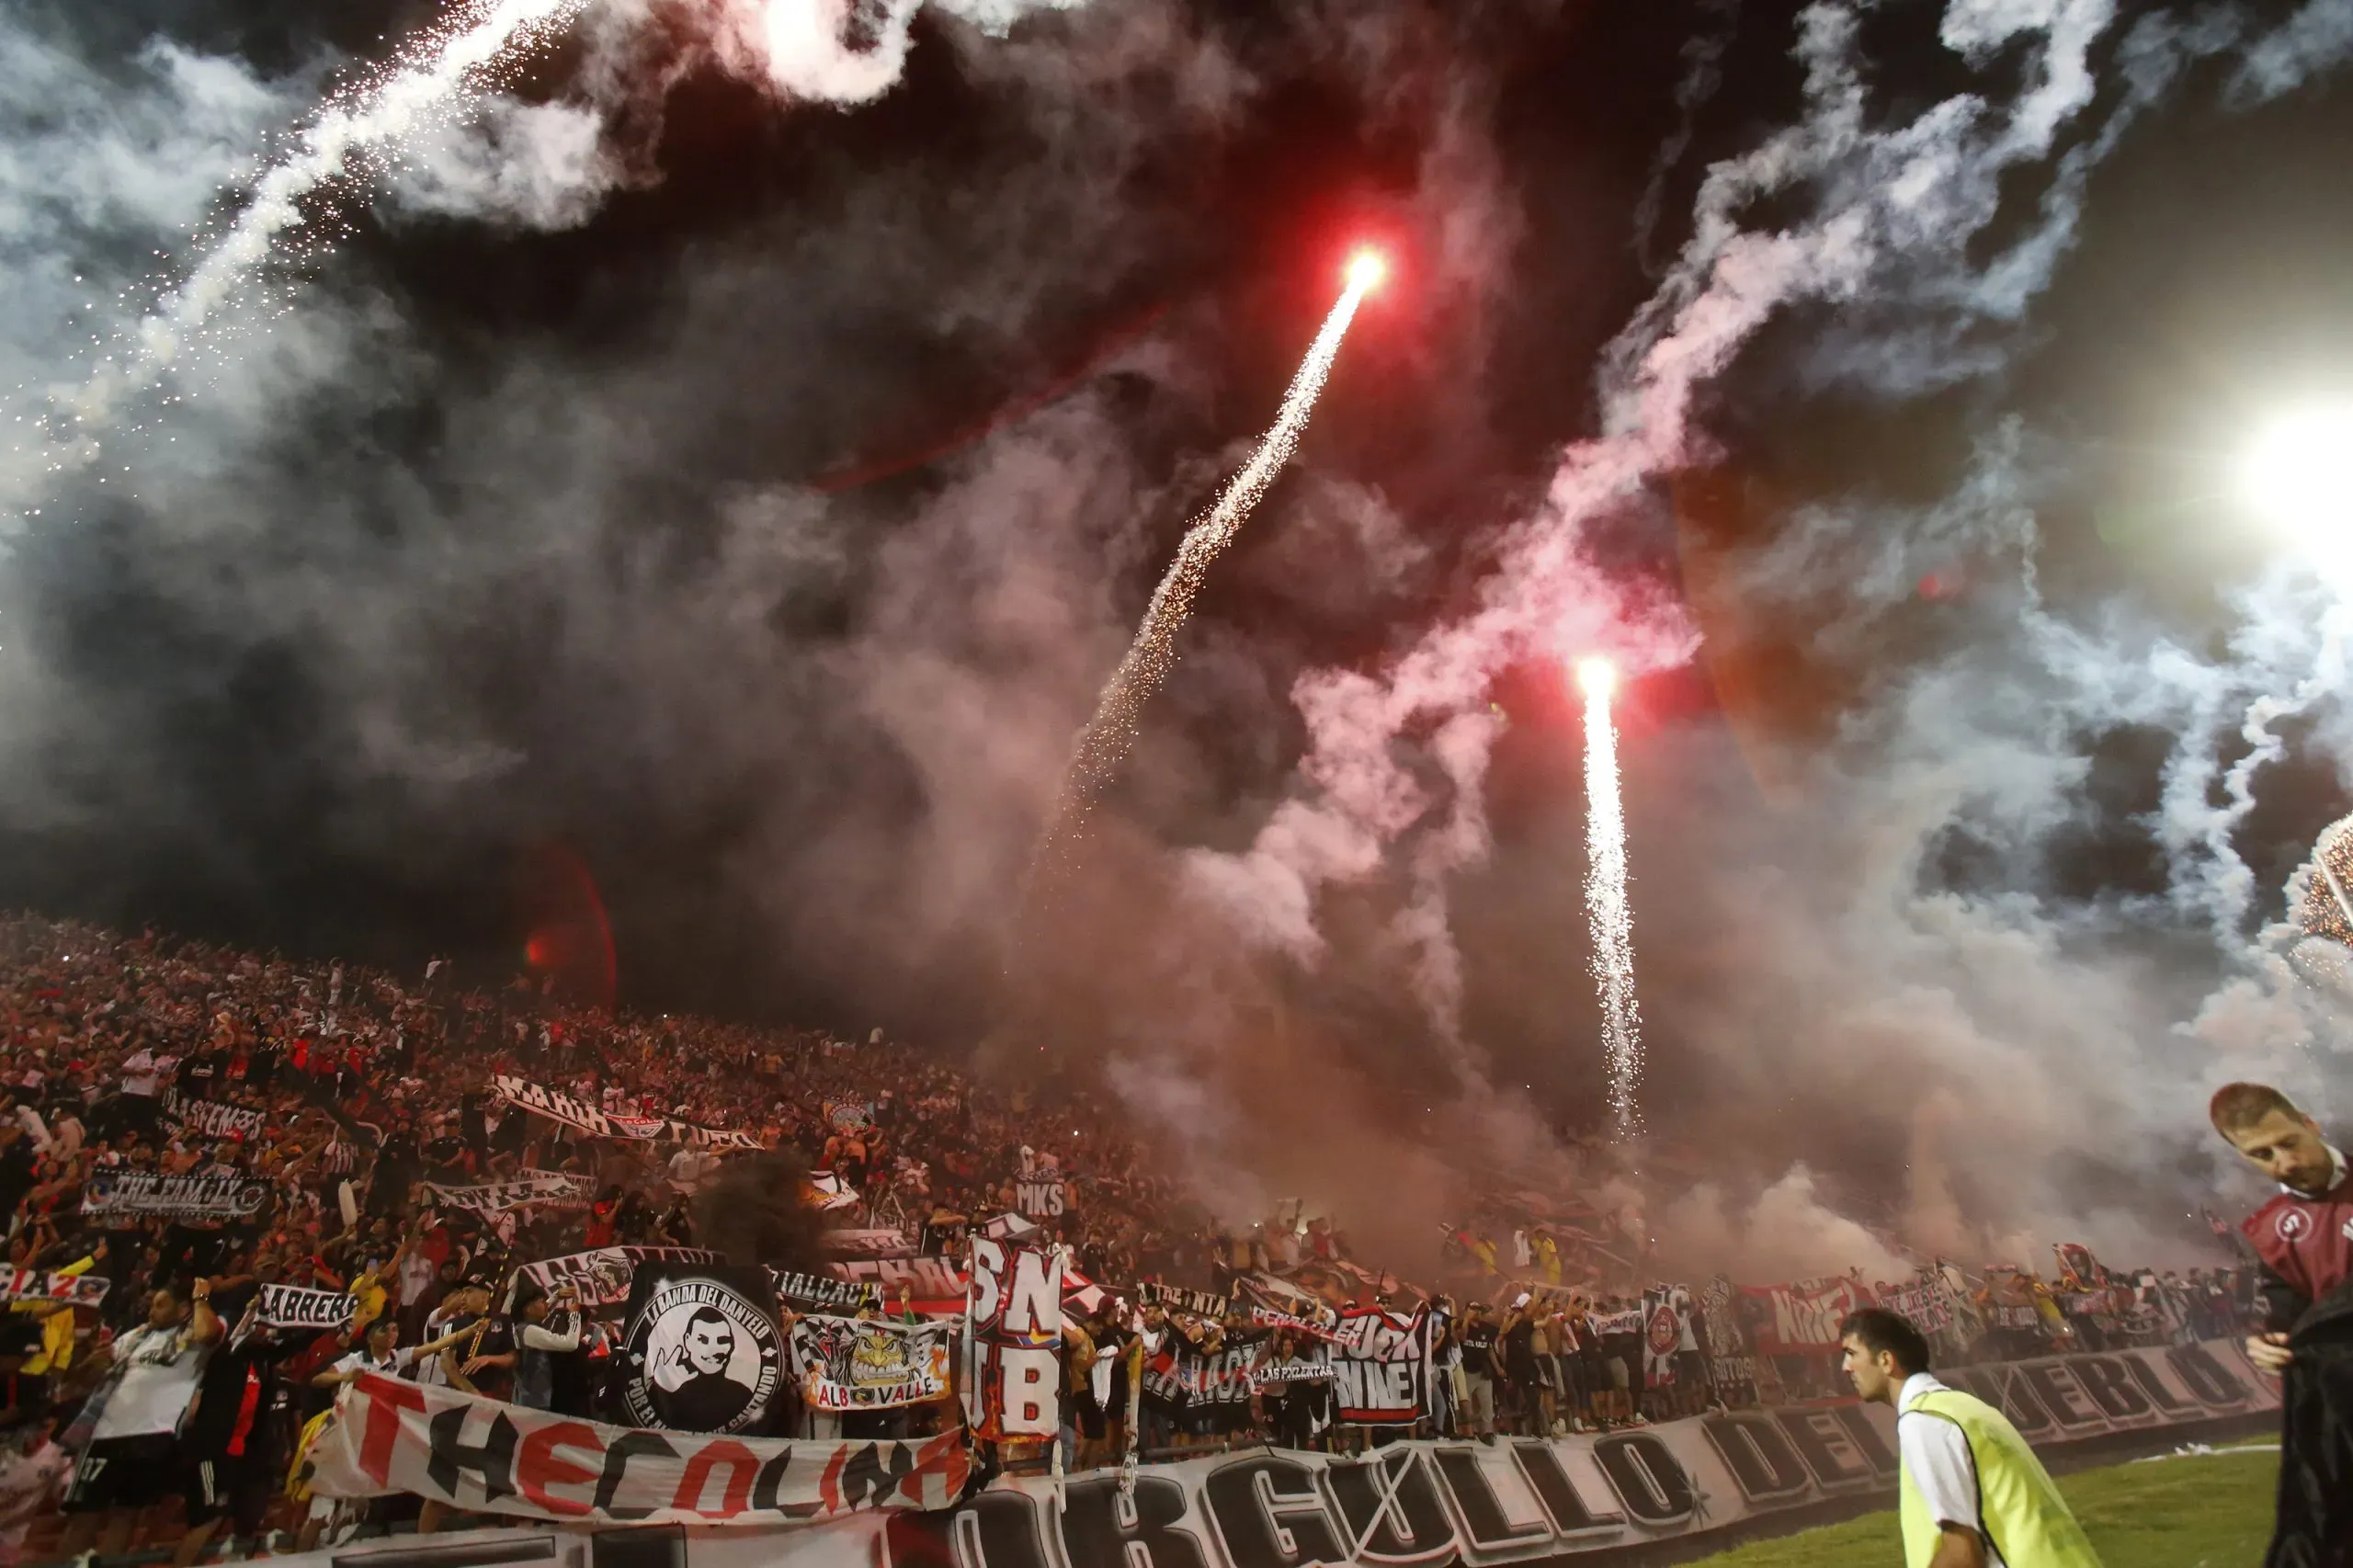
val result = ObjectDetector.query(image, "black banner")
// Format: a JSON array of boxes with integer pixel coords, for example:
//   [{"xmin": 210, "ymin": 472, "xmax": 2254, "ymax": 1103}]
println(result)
[
  {"xmin": 616, "ymin": 1262, "xmax": 787, "ymax": 1435},
  {"xmin": 773, "ymin": 1269, "xmax": 881, "ymax": 1313},
  {"xmin": 1142, "ymin": 1329, "xmax": 1271, "ymax": 1433},
  {"xmin": 82, "ymin": 1172, "xmax": 272, "ymax": 1221}
]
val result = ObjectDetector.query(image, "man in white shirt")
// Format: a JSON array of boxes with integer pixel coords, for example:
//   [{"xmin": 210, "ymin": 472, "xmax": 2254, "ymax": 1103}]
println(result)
[
  {"xmin": 56, "ymin": 1281, "xmax": 222, "ymax": 1559},
  {"xmin": 666, "ymin": 1145, "xmax": 716, "ymax": 1196},
  {"xmin": 1841, "ymin": 1308, "xmax": 2101, "ymax": 1568}
]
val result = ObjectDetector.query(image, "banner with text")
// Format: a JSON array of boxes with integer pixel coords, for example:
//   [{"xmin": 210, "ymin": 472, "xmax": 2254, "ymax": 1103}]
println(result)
[
  {"xmin": 517, "ymin": 1247, "xmax": 723, "ymax": 1314},
  {"xmin": 964, "ymin": 1238, "xmax": 1063, "ymax": 1440},
  {"xmin": 1329, "ymin": 1306, "xmax": 1431, "ymax": 1426},
  {"xmin": 82, "ymin": 1172, "xmax": 271, "ymax": 1221},
  {"xmin": 163, "ymin": 1091, "xmax": 267, "ymax": 1142},
  {"xmin": 426, "ymin": 1172, "xmax": 595, "ymax": 1214},
  {"xmin": 0, "ymin": 1269, "xmax": 109, "ymax": 1306},
  {"xmin": 288, "ymin": 1338, "xmax": 2278, "ymax": 1568},
  {"xmin": 1741, "ymin": 1277, "xmax": 1873, "ymax": 1356},
  {"xmin": 306, "ymin": 1372, "xmax": 968, "ymax": 1526},
  {"xmin": 789, "ymin": 1315, "xmax": 956, "ymax": 1412}
]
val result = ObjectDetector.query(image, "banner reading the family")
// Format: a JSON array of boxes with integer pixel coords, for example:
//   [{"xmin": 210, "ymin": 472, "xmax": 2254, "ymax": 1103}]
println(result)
[
  {"xmin": 426, "ymin": 1171, "xmax": 595, "ymax": 1214},
  {"xmin": 964, "ymin": 1237, "xmax": 1062, "ymax": 1439},
  {"xmin": 81, "ymin": 1172, "xmax": 271, "ymax": 1221},
  {"xmin": 0, "ymin": 1269, "xmax": 109, "ymax": 1306},
  {"xmin": 789, "ymin": 1315, "xmax": 956, "ymax": 1412},
  {"xmin": 1327, "ymin": 1306, "xmax": 1430, "ymax": 1426},
  {"xmin": 307, "ymin": 1372, "xmax": 970, "ymax": 1526},
  {"xmin": 616, "ymin": 1261, "xmax": 787, "ymax": 1435},
  {"xmin": 162, "ymin": 1090, "xmax": 267, "ymax": 1142},
  {"xmin": 494, "ymin": 1075, "xmax": 764, "ymax": 1151},
  {"xmin": 517, "ymin": 1247, "xmax": 722, "ymax": 1314},
  {"xmin": 256, "ymin": 1283, "xmax": 358, "ymax": 1331}
]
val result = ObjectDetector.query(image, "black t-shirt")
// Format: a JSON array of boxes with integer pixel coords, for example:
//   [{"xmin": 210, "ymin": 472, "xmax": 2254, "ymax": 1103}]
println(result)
[
  {"xmin": 447, "ymin": 1313, "xmax": 517, "ymax": 1400},
  {"xmin": 1459, "ymin": 1322, "xmax": 1496, "ymax": 1376}
]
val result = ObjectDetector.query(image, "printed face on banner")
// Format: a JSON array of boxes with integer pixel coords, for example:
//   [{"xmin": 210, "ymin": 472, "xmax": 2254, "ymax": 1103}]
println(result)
[{"xmin": 620, "ymin": 1268, "xmax": 782, "ymax": 1435}]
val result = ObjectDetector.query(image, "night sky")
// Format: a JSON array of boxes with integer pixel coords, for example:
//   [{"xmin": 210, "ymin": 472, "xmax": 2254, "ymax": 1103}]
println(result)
[{"xmin": 6, "ymin": 0, "xmax": 2352, "ymax": 1266}]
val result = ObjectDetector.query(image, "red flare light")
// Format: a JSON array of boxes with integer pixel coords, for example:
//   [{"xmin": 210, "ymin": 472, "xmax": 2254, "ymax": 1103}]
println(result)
[{"xmin": 1346, "ymin": 249, "xmax": 1388, "ymax": 291}]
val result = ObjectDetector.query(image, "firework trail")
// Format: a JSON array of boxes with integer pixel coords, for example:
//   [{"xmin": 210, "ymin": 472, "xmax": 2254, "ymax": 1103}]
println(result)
[
  {"xmin": 57, "ymin": 0, "xmax": 589, "ymax": 450},
  {"xmin": 1028, "ymin": 254, "xmax": 1383, "ymax": 882},
  {"xmin": 1576, "ymin": 657, "xmax": 1643, "ymax": 1139}
]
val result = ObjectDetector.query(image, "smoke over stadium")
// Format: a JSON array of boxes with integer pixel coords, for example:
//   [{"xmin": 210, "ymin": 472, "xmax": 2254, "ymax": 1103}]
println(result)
[{"xmin": 6, "ymin": 0, "xmax": 2353, "ymax": 1289}]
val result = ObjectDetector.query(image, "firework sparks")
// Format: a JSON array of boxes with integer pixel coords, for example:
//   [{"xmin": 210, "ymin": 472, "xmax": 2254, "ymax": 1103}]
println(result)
[
  {"xmin": 1576, "ymin": 656, "xmax": 1643, "ymax": 1139},
  {"xmin": 59, "ymin": 0, "xmax": 589, "ymax": 454},
  {"xmin": 1029, "ymin": 255, "xmax": 1381, "ymax": 881}
]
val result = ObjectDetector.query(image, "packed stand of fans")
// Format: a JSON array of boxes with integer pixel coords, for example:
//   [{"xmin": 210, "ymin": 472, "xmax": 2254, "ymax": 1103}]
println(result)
[{"xmin": 0, "ymin": 915, "xmax": 2269, "ymax": 1561}]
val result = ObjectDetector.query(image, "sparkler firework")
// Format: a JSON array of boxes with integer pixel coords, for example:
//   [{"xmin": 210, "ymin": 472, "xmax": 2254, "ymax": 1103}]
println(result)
[
  {"xmin": 1029, "ymin": 254, "xmax": 1383, "ymax": 880},
  {"xmin": 1576, "ymin": 657, "xmax": 1643, "ymax": 1139},
  {"xmin": 57, "ymin": 0, "xmax": 590, "ymax": 456}
]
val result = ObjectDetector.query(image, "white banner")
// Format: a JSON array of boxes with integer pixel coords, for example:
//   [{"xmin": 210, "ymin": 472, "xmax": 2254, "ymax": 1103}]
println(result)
[
  {"xmin": 163, "ymin": 1090, "xmax": 267, "ymax": 1141},
  {"xmin": 426, "ymin": 1171, "xmax": 595, "ymax": 1213},
  {"xmin": 965, "ymin": 1238, "xmax": 1063, "ymax": 1439},
  {"xmin": 788, "ymin": 1316, "xmax": 956, "ymax": 1412},
  {"xmin": 275, "ymin": 1339, "xmax": 2280, "ymax": 1568},
  {"xmin": 494, "ymin": 1076, "xmax": 762, "ymax": 1150},
  {"xmin": 306, "ymin": 1372, "xmax": 969, "ymax": 1525},
  {"xmin": 0, "ymin": 1269, "xmax": 109, "ymax": 1306},
  {"xmin": 515, "ymin": 1246, "xmax": 722, "ymax": 1312},
  {"xmin": 256, "ymin": 1283, "xmax": 358, "ymax": 1331}
]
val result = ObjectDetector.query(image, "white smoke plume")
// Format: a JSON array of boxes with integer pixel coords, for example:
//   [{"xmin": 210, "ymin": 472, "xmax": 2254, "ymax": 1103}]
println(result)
[{"xmin": 1172, "ymin": 0, "xmax": 2353, "ymax": 1265}]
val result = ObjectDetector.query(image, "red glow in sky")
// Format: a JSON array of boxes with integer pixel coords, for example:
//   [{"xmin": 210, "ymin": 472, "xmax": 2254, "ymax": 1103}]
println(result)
[{"xmin": 1346, "ymin": 248, "xmax": 1389, "ymax": 291}]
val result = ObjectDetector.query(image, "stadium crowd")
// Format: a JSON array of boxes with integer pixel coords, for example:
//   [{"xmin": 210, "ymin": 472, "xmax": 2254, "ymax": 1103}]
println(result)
[{"xmin": 0, "ymin": 915, "xmax": 2269, "ymax": 1562}]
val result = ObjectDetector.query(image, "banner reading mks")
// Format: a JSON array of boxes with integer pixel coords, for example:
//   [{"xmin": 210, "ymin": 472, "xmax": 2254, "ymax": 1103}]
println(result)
[
  {"xmin": 307, "ymin": 1372, "xmax": 968, "ymax": 1526},
  {"xmin": 617, "ymin": 1262, "xmax": 786, "ymax": 1435},
  {"xmin": 964, "ymin": 1238, "xmax": 1062, "ymax": 1439}
]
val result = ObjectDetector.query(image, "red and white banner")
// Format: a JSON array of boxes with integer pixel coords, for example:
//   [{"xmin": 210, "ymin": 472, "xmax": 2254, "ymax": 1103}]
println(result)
[
  {"xmin": 306, "ymin": 1372, "xmax": 968, "ymax": 1526},
  {"xmin": 287, "ymin": 1339, "xmax": 2280, "ymax": 1568},
  {"xmin": 963, "ymin": 1238, "xmax": 1062, "ymax": 1439},
  {"xmin": 1742, "ymin": 1276, "xmax": 1872, "ymax": 1354}
]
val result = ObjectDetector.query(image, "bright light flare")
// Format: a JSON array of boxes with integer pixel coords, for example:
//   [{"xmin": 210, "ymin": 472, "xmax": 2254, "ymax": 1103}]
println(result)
[
  {"xmin": 1346, "ymin": 249, "xmax": 1388, "ymax": 292},
  {"xmin": 2239, "ymin": 405, "xmax": 2353, "ymax": 548},
  {"xmin": 1578, "ymin": 660, "xmax": 1644, "ymax": 1140},
  {"xmin": 1027, "ymin": 267, "xmax": 1374, "ymax": 902}
]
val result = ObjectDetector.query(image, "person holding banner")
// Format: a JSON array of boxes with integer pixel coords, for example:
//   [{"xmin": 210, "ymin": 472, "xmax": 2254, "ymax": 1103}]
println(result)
[{"xmin": 1841, "ymin": 1307, "xmax": 2101, "ymax": 1568}]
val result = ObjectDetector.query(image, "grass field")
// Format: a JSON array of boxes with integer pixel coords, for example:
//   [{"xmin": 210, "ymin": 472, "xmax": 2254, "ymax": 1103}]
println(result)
[{"xmin": 1688, "ymin": 1444, "xmax": 2279, "ymax": 1567}]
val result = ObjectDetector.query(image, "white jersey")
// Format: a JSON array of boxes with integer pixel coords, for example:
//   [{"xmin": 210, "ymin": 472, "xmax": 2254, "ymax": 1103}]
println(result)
[{"xmin": 91, "ymin": 1323, "xmax": 207, "ymax": 1440}]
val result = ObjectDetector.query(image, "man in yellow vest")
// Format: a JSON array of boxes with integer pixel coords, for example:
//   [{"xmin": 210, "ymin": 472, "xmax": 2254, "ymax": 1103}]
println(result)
[{"xmin": 1839, "ymin": 1308, "xmax": 2103, "ymax": 1568}]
